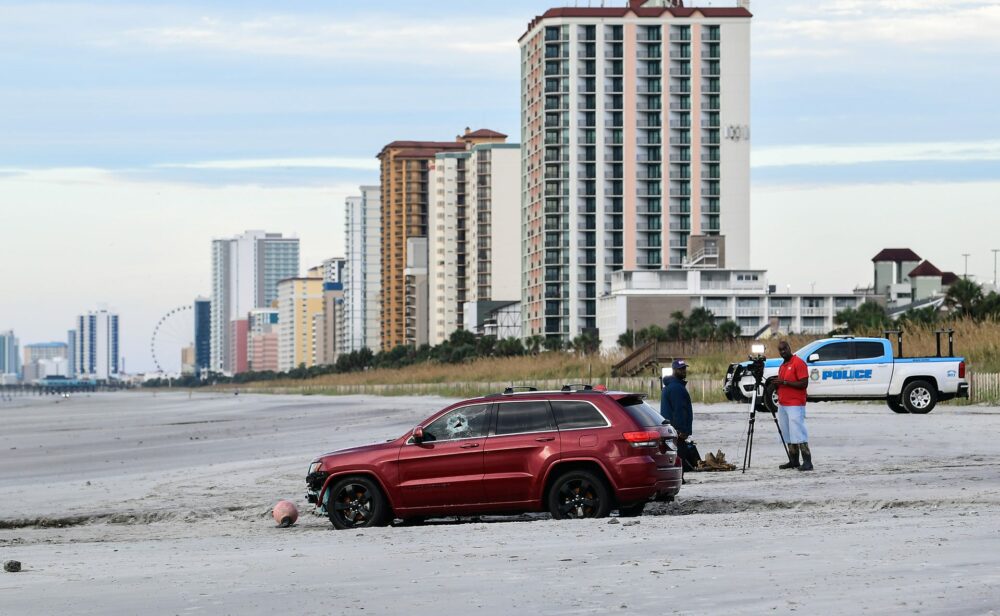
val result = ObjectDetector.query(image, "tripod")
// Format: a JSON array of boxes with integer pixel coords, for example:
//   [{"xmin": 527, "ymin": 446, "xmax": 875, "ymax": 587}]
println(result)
[{"xmin": 741, "ymin": 363, "xmax": 790, "ymax": 474}]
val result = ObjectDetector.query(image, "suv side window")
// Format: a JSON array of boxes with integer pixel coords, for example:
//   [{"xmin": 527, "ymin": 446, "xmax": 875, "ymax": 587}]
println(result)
[
  {"xmin": 813, "ymin": 342, "xmax": 853, "ymax": 362},
  {"xmin": 551, "ymin": 400, "xmax": 608, "ymax": 430},
  {"xmin": 422, "ymin": 404, "xmax": 490, "ymax": 441},
  {"xmin": 495, "ymin": 401, "xmax": 556, "ymax": 435},
  {"xmin": 854, "ymin": 341, "xmax": 886, "ymax": 360}
]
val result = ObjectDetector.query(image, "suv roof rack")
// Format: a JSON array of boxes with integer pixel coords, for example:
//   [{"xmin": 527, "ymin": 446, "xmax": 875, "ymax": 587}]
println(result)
[
  {"xmin": 560, "ymin": 383, "xmax": 593, "ymax": 392},
  {"xmin": 502, "ymin": 386, "xmax": 538, "ymax": 395}
]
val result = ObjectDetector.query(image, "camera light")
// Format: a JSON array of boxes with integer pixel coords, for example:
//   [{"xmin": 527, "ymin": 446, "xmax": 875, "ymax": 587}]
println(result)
[{"xmin": 750, "ymin": 344, "xmax": 766, "ymax": 355}]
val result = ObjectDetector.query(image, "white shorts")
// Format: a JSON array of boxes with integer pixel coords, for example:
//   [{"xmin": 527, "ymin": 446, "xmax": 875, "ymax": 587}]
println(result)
[{"xmin": 778, "ymin": 405, "xmax": 808, "ymax": 444}]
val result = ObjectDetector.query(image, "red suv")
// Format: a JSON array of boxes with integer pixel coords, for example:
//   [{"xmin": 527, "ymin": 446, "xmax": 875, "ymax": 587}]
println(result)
[{"xmin": 305, "ymin": 385, "xmax": 682, "ymax": 529}]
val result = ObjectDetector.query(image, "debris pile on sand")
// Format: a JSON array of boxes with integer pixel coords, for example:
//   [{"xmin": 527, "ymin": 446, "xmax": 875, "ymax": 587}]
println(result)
[{"xmin": 4, "ymin": 560, "xmax": 22, "ymax": 572}]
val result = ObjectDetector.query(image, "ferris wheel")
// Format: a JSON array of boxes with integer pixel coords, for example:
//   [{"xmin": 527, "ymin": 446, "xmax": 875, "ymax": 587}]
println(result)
[{"xmin": 150, "ymin": 305, "xmax": 195, "ymax": 374}]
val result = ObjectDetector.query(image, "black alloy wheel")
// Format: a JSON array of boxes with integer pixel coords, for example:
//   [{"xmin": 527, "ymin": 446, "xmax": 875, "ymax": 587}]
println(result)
[
  {"xmin": 327, "ymin": 476, "xmax": 389, "ymax": 530},
  {"xmin": 548, "ymin": 470, "xmax": 611, "ymax": 520}
]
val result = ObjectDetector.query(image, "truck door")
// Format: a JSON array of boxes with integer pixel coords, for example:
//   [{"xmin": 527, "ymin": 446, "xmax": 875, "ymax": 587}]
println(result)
[
  {"xmin": 804, "ymin": 341, "xmax": 857, "ymax": 398},
  {"xmin": 852, "ymin": 340, "xmax": 892, "ymax": 396}
]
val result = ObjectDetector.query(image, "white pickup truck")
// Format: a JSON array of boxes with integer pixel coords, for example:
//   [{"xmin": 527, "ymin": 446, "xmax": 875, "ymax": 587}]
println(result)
[{"xmin": 723, "ymin": 334, "xmax": 969, "ymax": 414}]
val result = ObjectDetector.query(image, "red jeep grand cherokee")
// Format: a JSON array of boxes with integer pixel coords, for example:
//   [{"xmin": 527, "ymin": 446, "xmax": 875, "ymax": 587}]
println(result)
[{"xmin": 305, "ymin": 385, "xmax": 682, "ymax": 529}]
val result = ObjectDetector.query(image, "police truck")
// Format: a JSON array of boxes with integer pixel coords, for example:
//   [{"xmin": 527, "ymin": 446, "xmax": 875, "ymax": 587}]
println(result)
[{"xmin": 723, "ymin": 331, "xmax": 969, "ymax": 414}]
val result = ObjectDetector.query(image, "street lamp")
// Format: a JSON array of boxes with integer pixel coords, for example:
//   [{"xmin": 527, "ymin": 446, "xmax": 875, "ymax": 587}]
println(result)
[{"xmin": 962, "ymin": 253, "xmax": 971, "ymax": 279}]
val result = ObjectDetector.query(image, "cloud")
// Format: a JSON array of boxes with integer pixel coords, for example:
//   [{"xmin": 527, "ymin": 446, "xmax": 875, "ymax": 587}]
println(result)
[
  {"xmin": 156, "ymin": 157, "xmax": 379, "ymax": 171},
  {"xmin": 759, "ymin": 0, "xmax": 1000, "ymax": 55},
  {"xmin": 121, "ymin": 14, "xmax": 521, "ymax": 65},
  {"xmin": 753, "ymin": 139, "xmax": 1000, "ymax": 168}
]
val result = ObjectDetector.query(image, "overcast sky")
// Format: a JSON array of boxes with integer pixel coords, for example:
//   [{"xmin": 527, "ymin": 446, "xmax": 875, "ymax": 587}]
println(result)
[{"xmin": 1, "ymin": 0, "xmax": 998, "ymax": 372}]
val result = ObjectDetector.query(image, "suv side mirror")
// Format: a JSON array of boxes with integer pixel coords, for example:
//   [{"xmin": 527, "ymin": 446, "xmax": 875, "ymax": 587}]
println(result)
[
  {"xmin": 808, "ymin": 353, "xmax": 820, "ymax": 363},
  {"xmin": 412, "ymin": 427, "xmax": 425, "ymax": 443}
]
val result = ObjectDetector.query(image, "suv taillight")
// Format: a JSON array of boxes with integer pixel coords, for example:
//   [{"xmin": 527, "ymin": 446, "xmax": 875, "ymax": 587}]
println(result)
[
  {"xmin": 623, "ymin": 431, "xmax": 660, "ymax": 448},
  {"xmin": 959, "ymin": 361, "xmax": 966, "ymax": 379}
]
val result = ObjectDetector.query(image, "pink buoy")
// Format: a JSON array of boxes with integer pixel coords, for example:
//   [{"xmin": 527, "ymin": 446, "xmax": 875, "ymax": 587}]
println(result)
[{"xmin": 272, "ymin": 500, "xmax": 299, "ymax": 528}]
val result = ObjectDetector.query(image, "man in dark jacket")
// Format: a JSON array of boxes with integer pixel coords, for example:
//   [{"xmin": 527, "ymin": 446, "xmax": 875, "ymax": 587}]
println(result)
[{"xmin": 661, "ymin": 359, "xmax": 696, "ymax": 473}]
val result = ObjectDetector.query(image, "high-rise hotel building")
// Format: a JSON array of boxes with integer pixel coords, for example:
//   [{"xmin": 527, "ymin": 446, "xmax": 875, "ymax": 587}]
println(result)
[
  {"xmin": 519, "ymin": 0, "xmax": 752, "ymax": 340},
  {"xmin": 343, "ymin": 186, "xmax": 382, "ymax": 353},
  {"xmin": 210, "ymin": 230, "xmax": 299, "ymax": 373},
  {"xmin": 428, "ymin": 132, "xmax": 521, "ymax": 345},
  {"xmin": 377, "ymin": 129, "xmax": 511, "ymax": 350}
]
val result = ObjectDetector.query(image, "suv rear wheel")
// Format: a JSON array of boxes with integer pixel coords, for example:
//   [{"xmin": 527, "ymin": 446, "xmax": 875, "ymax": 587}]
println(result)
[
  {"xmin": 547, "ymin": 470, "xmax": 611, "ymax": 520},
  {"xmin": 902, "ymin": 380, "xmax": 937, "ymax": 414},
  {"xmin": 327, "ymin": 476, "xmax": 390, "ymax": 530}
]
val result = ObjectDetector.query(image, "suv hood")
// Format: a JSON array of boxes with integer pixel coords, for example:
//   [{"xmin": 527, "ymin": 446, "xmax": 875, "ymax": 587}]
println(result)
[{"xmin": 315, "ymin": 440, "xmax": 397, "ymax": 462}]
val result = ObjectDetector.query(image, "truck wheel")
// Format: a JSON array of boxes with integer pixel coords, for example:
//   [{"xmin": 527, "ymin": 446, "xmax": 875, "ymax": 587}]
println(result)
[
  {"xmin": 763, "ymin": 380, "xmax": 779, "ymax": 413},
  {"xmin": 887, "ymin": 397, "xmax": 908, "ymax": 414},
  {"xmin": 902, "ymin": 381, "xmax": 937, "ymax": 414}
]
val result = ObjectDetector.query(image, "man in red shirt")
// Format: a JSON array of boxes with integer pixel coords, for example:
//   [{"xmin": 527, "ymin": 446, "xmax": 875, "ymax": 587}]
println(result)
[{"xmin": 774, "ymin": 340, "xmax": 813, "ymax": 471}]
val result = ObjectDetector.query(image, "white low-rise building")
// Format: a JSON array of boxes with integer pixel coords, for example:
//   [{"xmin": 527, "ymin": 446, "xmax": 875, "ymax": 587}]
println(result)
[{"xmin": 597, "ymin": 268, "xmax": 875, "ymax": 350}]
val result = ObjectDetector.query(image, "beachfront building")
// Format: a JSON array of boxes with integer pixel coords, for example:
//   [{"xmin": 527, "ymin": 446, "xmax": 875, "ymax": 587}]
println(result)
[
  {"xmin": 343, "ymin": 186, "xmax": 383, "ymax": 354},
  {"xmin": 597, "ymin": 268, "xmax": 874, "ymax": 350},
  {"xmin": 377, "ymin": 128, "xmax": 509, "ymax": 350},
  {"xmin": 247, "ymin": 308, "xmax": 279, "ymax": 372},
  {"xmin": 22, "ymin": 341, "xmax": 69, "ymax": 382},
  {"xmin": 75, "ymin": 309, "xmax": 120, "ymax": 380},
  {"xmin": 276, "ymin": 276, "xmax": 324, "ymax": 372},
  {"xmin": 519, "ymin": 1, "xmax": 752, "ymax": 342},
  {"xmin": 210, "ymin": 230, "xmax": 299, "ymax": 374},
  {"xmin": 308, "ymin": 259, "xmax": 346, "ymax": 366},
  {"xmin": 194, "ymin": 297, "xmax": 211, "ymax": 374},
  {"xmin": 427, "ymin": 135, "xmax": 522, "ymax": 344},
  {"xmin": 0, "ymin": 330, "xmax": 20, "ymax": 381}
]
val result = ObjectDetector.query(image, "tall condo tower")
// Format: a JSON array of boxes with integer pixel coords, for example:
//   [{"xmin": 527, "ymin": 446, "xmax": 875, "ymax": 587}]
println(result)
[
  {"xmin": 343, "ymin": 186, "xmax": 382, "ymax": 353},
  {"xmin": 519, "ymin": 0, "xmax": 752, "ymax": 340},
  {"xmin": 210, "ymin": 231, "xmax": 299, "ymax": 373}
]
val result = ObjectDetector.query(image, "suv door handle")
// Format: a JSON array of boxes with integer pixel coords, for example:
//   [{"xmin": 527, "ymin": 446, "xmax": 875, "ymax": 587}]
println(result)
[
  {"xmin": 535, "ymin": 437, "xmax": 556, "ymax": 442},
  {"xmin": 459, "ymin": 443, "xmax": 480, "ymax": 449}
]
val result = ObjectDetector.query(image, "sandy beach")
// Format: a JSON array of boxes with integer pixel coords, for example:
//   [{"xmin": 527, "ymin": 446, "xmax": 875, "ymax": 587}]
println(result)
[{"xmin": 2, "ymin": 391, "xmax": 998, "ymax": 615}]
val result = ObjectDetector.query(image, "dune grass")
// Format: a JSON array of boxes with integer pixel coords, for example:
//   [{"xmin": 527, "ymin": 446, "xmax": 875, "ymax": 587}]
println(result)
[{"xmin": 219, "ymin": 320, "xmax": 999, "ymax": 402}]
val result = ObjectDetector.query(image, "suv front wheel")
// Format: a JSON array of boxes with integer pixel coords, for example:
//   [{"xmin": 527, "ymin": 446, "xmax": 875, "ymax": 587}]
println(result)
[
  {"xmin": 547, "ymin": 470, "xmax": 611, "ymax": 520},
  {"xmin": 327, "ymin": 476, "xmax": 390, "ymax": 530}
]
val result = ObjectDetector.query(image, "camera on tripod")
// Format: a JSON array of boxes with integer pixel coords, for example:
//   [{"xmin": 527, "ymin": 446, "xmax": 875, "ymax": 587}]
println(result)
[
  {"xmin": 746, "ymin": 344, "xmax": 767, "ymax": 390},
  {"xmin": 741, "ymin": 343, "xmax": 788, "ymax": 473}
]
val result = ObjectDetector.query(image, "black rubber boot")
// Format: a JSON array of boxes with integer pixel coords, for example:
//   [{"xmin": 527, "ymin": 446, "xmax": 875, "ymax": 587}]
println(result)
[
  {"xmin": 798, "ymin": 443, "xmax": 814, "ymax": 471},
  {"xmin": 779, "ymin": 444, "xmax": 800, "ymax": 469}
]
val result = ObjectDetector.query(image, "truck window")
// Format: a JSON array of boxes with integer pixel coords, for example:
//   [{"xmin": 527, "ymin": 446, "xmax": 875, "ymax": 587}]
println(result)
[
  {"xmin": 854, "ymin": 341, "xmax": 886, "ymax": 360},
  {"xmin": 813, "ymin": 342, "xmax": 853, "ymax": 362}
]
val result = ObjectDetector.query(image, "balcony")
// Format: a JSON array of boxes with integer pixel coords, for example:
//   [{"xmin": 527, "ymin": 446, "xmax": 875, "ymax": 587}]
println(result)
[
  {"xmin": 769, "ymin": 307, "xmax": 794, "ymax": 317},
  {"xmin": 736, "ymin": 307, "xmax": 762, "ymax": 317},
  {"xmin": 801, "ymin": 307, "xmax": 827, "ymax": 316}
]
